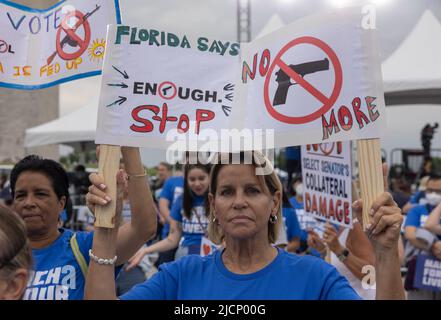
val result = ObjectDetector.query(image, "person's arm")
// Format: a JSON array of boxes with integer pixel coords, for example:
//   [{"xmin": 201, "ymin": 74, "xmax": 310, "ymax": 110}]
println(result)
[
  {"xmin": 324, "ymin": 223, "xmax": 375, "ymax": 281},
  {"xmin": 126, "ymin": 219, "xmax": 182, "ymax": 271},
  {"xmin": 352, "ymin": 164, "xmax": 405, "ymax": 300},
  {"xmin": 402, "ymin": 201, "xmax": 415, "ymax": 215},
  {"xmin": 424, "ymin": 203, "xmax": 441, "ymax": 235},
  {"xmin": 404, "ymin": 226, "xmax": 430, "ymax": 249},
  {"xmin": 85, "ymin": 227, "xmax": 119, "ymax": 300},
  {"xmin": 86, "ymin": 147, "xmax": 156, "ymax": 265},
  {"xmin": 307, "ymin": 230, "xmax": 326, "ymax": 256},
  {"xmin": 158, "ymin": 198, "xmax": 171, "ymax": 225},
  {"xmin": 115, "ymin": 147, "xmax": 157, "ymax": 264},
  {"xmin": 431, "ymin": 241, "xmax": 441, "ymax": 260},
  {"xmin": 84, "ymin": 169, "xmax": 126, "ymax": 300}
]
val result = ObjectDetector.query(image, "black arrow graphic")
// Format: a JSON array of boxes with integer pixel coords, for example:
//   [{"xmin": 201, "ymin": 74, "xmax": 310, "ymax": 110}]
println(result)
[
  {"xmin": 112, "ymin": 65, "xmax": 129, "ymax": 79},
  {"xmin": 224, "ymin": 83, "xmax": 234, "ymax": 91},
  {"xmin": 225, "ymin": 93, "xmax": 233, "ymax": 102},
  {"xmin": 106, "ymin": 96, "xmax": 127, "ymax": 107},
  {"xmin": 107, "ymin": 82, "xmax": 128, "ymax": 89},
  {"xmin": 222, "ymin": 105, "xmax": 232, "ymax": 117}
]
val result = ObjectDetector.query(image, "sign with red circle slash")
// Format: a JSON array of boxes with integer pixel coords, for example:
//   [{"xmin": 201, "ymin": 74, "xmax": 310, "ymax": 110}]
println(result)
[
  {"xmin": 55, "ymin": 11, "xmax": 91, "ymax": 61},
  {"xmin": 263, "ymin": 36, "xmax": 343, "ymax": 125}
]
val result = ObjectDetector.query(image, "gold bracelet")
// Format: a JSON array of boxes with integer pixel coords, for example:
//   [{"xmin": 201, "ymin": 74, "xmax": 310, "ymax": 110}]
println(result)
[{"xmin": 126, "ymin": 169, "xmax": 147, "ymax": 180}]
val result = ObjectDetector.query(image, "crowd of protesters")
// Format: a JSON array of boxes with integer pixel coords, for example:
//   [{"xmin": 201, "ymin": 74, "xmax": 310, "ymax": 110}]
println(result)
[{"xmin": 0, "ymin": 146, "xmax": 440, "ymax": 300}]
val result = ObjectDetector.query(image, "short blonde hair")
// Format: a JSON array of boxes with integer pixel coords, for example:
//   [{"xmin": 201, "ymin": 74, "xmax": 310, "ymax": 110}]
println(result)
[{"xmin": 207, "ymin": 151, "xmax": 283, "ymax": 245}]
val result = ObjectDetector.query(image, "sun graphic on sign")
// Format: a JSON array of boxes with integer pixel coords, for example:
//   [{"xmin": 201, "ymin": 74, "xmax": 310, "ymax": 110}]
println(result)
[{"xmin": 88, "ymin": 38, "xmax": 106, "ymax": 62}]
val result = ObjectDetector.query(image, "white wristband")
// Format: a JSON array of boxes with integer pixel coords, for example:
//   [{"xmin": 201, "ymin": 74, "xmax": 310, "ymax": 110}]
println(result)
[{"xmin": 89, "ymin": 249, "xmax": 117, "ymax": 265}]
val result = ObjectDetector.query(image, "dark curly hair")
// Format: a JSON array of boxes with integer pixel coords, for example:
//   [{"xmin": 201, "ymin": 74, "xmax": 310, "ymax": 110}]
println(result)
[{"xmin": 10, "ymin": 155, "xmax": 70, "ymax": 208}]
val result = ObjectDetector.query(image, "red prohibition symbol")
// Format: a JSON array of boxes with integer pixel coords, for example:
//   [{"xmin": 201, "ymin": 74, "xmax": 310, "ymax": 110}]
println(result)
[
  {"xmin": 263, "ymin": 36, "xmax": 343, "ymax": 125},
  {"xmin": 319, "ymin": 143, "xmax": 335, "ymax": 156},
  {"xmin": 56, "ymin": 11, "xmax": 91, "ymax": 61}
]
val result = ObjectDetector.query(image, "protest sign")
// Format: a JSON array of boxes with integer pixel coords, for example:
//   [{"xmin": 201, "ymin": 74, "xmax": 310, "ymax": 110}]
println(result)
[
  {"xmin": 200, "ymin": 236, "xmax": 220, "ymax": 257},
  {"xmin": 0, "ymin": 0, "xmax": 121, "ymax": 90},
  {"xmin": 96, "ymin": 8, "xmax": 386, "ymax": 151},
  {"xmin": 95, "ymin": 8, "xmax": 385, "ymax": 228},
  {"xmin": 95, "ymin": 24, "xmax": 240, "ymax": 152},
  {"xmin": 414, "ymin": 255, "xmax": 441, "ymax": 292},
  {"xmin": 235, "ymin": 7, "xmax": 386, "ymax": 147},
  {"xmin": 301, "ymin": 141, "xmax": 353, "ymax": 228}
]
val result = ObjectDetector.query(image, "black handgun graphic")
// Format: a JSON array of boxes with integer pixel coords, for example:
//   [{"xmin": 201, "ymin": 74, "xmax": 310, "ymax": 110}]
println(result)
[{"xmin": 273, "ymin": 58, "xmax": 329, "ymax": 106}]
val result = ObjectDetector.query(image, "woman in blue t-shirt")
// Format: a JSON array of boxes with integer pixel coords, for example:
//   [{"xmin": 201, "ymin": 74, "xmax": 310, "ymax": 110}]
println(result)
[
  {"xmin": 126, "ymin": 163, "xmax": 211, "ymax": 270},
  {"xmin": 10, "ymin": 147, "xmax": 157, "ymax": 300},
  {"xmin": 85, "ymin": 151, "xmax": 405, "ymax": 300}
]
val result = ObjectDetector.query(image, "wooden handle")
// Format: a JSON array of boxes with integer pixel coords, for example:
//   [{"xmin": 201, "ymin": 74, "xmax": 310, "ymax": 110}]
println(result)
[
  {"xmin": 94, "ymin": 145, "xmax": 121, "ymax": 228},
  {"xmin": 356, "ymin": 138, "xmax": 384, "ymax": 231}
]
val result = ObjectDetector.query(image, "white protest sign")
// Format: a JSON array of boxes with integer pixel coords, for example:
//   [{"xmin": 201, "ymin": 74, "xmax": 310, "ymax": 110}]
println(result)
[
  {"xmin": 301, "ymin": 141, "xmax": 353, "ymax": 229},
  {"xmin": 95, "ymin": 25, "xmax": 239, "ymax": 151},
  {"xmin": 96, "ymin": 8, "xmax": 385, "ymax": 152},
  {"xmin": 200, "ymin": 236, "xmax": 220, "ymax": 257},
  {"xmin": 0, "ymin": 0, "xmax": 121, "ymax": 90},
  {"xmin": 234, "ymin": 7, "xmax": 386, "ymax": 148}
]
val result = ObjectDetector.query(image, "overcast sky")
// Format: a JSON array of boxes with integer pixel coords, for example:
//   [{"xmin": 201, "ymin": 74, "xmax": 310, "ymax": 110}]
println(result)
[{"xmin": 59, "ymin": 0, "xmax": 441, "ymax": 166}]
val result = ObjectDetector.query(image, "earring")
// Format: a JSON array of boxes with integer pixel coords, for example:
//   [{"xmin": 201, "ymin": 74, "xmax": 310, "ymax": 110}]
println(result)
[
  {"xmin": 269, "ymin": 215, "xmax": 278, "ymax": 224},
  {"xmin": 212, "ymin": 216, "xmax": 217, "ymax": 223}
]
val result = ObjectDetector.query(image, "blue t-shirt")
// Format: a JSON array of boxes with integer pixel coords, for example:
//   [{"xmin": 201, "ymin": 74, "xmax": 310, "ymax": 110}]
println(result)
[
  {"xmin": 24, "ymin": 229, "xmax": 93, "ymax": 300},
  {"xmin": 405, "ymin": 204, "xmax": 441, "ymax": 240},
  {"xmin": 120, "ymin": 248, "xmax": 361, "ymax": 300},
  {"xmin": 410, "ymin": 191, "xmax": 425, "ymax": 204},
  {"xmin": 159, "ymin": 176, "xmax": 184, "ymax": 238},
  {"xmin": 285, "ymin": 146, "xmax": 301, "ymax": 160},
  {"xmin": 289, "ymin": 197, "xmax": 308, "ymax": 242},
  {"xmin": 171, "ymin": 194, "xmax": 208, "ymax": 248},
  {"xmin": 282, "ymin": 206, "xmax": 301, "ymax": 241}
]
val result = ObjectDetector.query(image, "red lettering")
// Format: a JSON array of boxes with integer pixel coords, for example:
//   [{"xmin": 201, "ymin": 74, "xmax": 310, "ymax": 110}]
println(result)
[
  {"xmin": 319, "ymin": 196, "xmax": 327, "ymax": 218},
  {"xmin": 311, "ymin": 194, "xmax": 318, "ymax": 214},
  {"xmin": 336, "ymin": 141, "xmax": 342, "ymax": 154},
  {"xmin": 328, "ymin": 198, "xmax": 335, "ymax": 220},
  {"xmin": 177, "ymin": 114, "xmax": 190, "ymax": 133},
  {"xmin": 195, "ymin": 109, "xmax": 215, "ymax": 134},
  {"xmin": 336, "ymin": 199, "xmax": 343, "ymax": 222},
  {"xmin": 337, "ymin": 105, "xmax": 353, "ymax": 131},
  {"xmin": 305, "ymin": 192, "xmax": 311, "ymax": 212},
  {"xmin": 352, "ymin": 97, "xmax": 370, "ymax": 129},
  {"xmin": 344, "ymin": 201, "xmax": 350, "ymax": 225},
  {"xmin": 259, "ymin": 49, "xmax": 271, "ymax": 77},
  {"xmin": 242, "ymin": 53, "xmax": 257, "ymax": 83},
  {"xmin": 366, "ymin": 96, "xmax": 379, "ymax": 121},
  {"xmin": 322, "ymin": 110, "xmax": 340, "ymax": 140},
  {"xmin": 130, "ymin": 105, "xmax": 159, "ymax": 133},
  {"xmin": 151, "ymin": 103, "xmax": 178, "ymax": 133}
]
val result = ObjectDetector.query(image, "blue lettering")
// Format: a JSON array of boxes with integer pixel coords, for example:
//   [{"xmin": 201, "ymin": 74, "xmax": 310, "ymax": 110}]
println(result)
[
  {"xmin": 44, "ymin": 12, "xmax": 53, "ymax": 32},
  {"xmin": 54, "ymin": 8, "xmax": 62, "ymax": 29},
  {"xmin": 7, "ymin": 12, "xmax": 26, "ymax": 30},
  {"xmin": 29, "ymin": 16, "xmax": 41, "ymax": 34}
]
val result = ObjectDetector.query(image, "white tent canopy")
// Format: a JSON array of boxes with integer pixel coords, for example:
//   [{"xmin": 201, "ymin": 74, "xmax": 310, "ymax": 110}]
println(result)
[
  {"xmin": 25, "ymin": 97, "xmax": 98, "ymax": 148},
  {"xmin": 254, "ymin": 14, "xmax": 284, "ymax": 40},
  {"xmin": 382, "ymin": 10, "xmax": 441, "ymax": 93}
]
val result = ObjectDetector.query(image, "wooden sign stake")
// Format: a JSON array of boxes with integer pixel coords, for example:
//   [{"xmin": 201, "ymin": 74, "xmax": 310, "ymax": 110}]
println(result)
[
  {"xmin": 356, "ymin": 138, "xmax": 384, "ymax": 231},
  {"xmin": 94, "ymin": 144, "xmax": 121, "ymax": 228}
]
